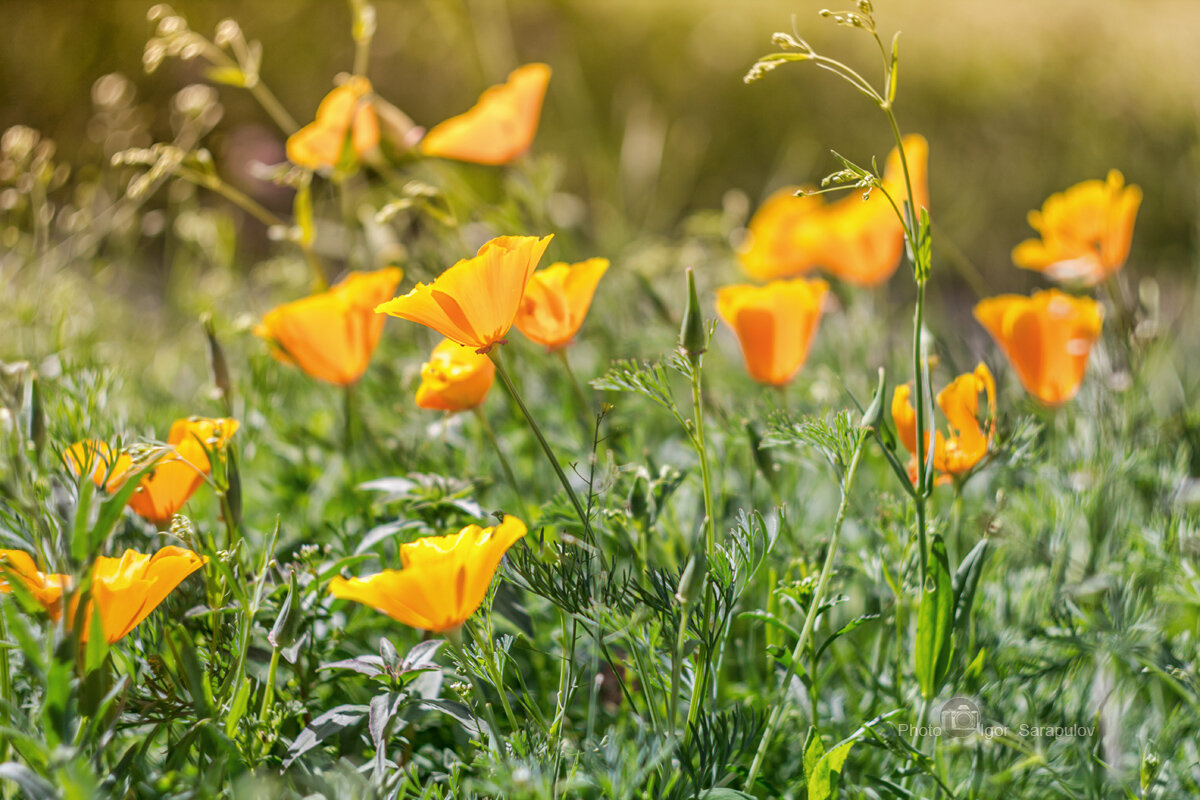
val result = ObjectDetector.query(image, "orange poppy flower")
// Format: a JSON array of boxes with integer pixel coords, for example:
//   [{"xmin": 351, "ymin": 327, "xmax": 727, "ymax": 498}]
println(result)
[
  {"xmin": 715, "ymin": 277, "xmax": 829, "ymax": 386},
  {"xmin": 738, "ymin": 134, "xmax": 929, "ymax": 286},
  {"xmin": 0, "ymin": 547, "xmax": 205, "ymax": 643},
  {"xmin": 329, "ymin": 516, "xmax": 527, "ymax": 633},
  {"xmin": 420, "ymin": 63, "xmax": 551, "ymax": 165},
  {"xmin": 892, "ymin": 362, "xmax": 996, "ymax": 484},
  {"xmin": 0, "ymin": 550, "xmax": 68, "ymax": 617},
  {"xmin": 1012, "ymin": 170, "xmax": 1141, "ymax": 286},
  {"xmin": 415, "ymin": 338, "xmax": 496, "ymax": 412},
  {"xmin": 973, "ymin": 290, "xmax": 1103, "ymax": 406},
  {"xmin": 256, "ymin": 268, "xmax": 404, "ymax": 386},
  {"xmin": 65, "ymin": 417, "xmax": 239, "ymax": 524},
  {"xmin": 376, "ymin": 235, "xmax": 552, "ymax": 353},
  {"xmin": 513, "ymin": 257, "xmax": 609, "ymax": 349},
  {"xmin": 286, "ymin": 76, "xmax": 381, "ymax": 170}
]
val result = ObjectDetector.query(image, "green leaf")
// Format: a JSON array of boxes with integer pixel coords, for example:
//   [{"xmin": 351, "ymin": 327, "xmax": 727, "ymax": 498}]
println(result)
[
  {"xmin": 804, "ymin": 728, "xmax": 857, "ymax": 800},
  {"xmin": 0, "ymin": 763, "xmax": 56, "ymax": 800},
  {"xmin": 953, "ymin": 537, "xmax": 990, "ymax": 629},
  {"xmin": 915, "ymin": 534, "xmax": 955, "ymax": 699}
]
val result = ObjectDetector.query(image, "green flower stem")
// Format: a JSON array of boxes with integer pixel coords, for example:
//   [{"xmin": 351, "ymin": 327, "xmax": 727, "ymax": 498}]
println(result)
[
  {"xmin": 0, "ymin": 610, "xmax": 10, "ymax": 762},
  {"xmin": 549, "ymin": 615, "xmax": 578, "ymax": 793},
  {"xmin": 555, "ymin": 348, "xmax": 594, "ymax": 438},
  {"xmin": 259, "ymin": 646, "xmax": 280, "ymax": 720},
  {"xmin": 744, "ymin": 428, "xmax": 869, "ymax": 791},
  {"xmin": 471, "ymin": 406, "xmax": 530, "ymax": 519},
  {"xmin": 446, "ymin": 627, "xmax": 506, "ymax": 758},
  {"xmin": 490, "ymin": 350, "xmax": 593, "ymax": 539}
]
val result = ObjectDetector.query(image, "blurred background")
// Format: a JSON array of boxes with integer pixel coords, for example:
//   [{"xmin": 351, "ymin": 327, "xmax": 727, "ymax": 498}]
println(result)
[{"xmin": 2, "ymin": 0, "xmax": 1196, "ymax": 285}]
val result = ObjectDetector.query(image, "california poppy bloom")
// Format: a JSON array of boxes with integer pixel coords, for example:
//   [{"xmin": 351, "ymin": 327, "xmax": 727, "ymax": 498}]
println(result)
[
  {"xmin": 513, "ymin": 257, "xmax": 608, "ymax": 349},
  {"xmin": 415, "ymin": 338, "xmax": 496, "ymax": 412},
  {"xmin": 974, "ymin": 290, "xmax": 1103, "ymax": 406},
  {"xmin": 738, "ymin": 135, "xmax": 929, "ymax": 286},
  {"xmin": 286, "ymin": 76, "xmax": 381, "ymax": 170},
  {"xmin": 892, "ymin": 362, "xmax": 996, "ymax": 484},
  {"xmin": 256, "ymin": 268, "xmax": 404, "ymax": 386},
  {"xmin": 0, "ymin": 550, "xmax": 67, "ymax": 616},
  {"xmin": 1012, "ymin": 170, "xmax": 1142, "ymax": 286},
  {"xmin": 421, "ymin": 64, "xmax": 551, "ymax": 165},
  {"xmin": 65, "ymin": 417, "xmax": 239, "ymax": 524},
  {"xmin": 376, "ymin": 235, "xmax": 552, "ymax": 353},
  {"xmin": 329, "ymin": 516, "xmax": 527, "ymax": 633},
  {"xmin": 0, "ymin": 547, "xmax": 206, "ymax": 644},
  {"xmin": 715, "ymin": 277, "xmax": 829, "ymax": 386}
]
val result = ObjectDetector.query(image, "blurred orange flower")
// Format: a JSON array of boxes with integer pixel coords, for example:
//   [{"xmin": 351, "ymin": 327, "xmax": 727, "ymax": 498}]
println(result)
[
  {"xmin": 329, "ymin": 516, "xmax": 527, "ymax": 632},
  {"xmin": 0, "ymin": 550, "xmax": 67, "ymax": 616},
  {"xmin": 739, "ymin": 134, "xmax": 928, "ymax": 286},
  {"xmin": 376, "ymin": 235, "xmax": 552, "ymax": 353},
  {"xmin": 715, "ymin": 277, "xmax": 829, "ymax": 386},
  {"xmin": 892, "ymin": 363, "xmax": 996, "ymax": 484},
  {"xmin": 0, "ymin": 547, "xmax": 206, "ymax": 643},
  {"xmin": 1012, "ymin": 170, "xmax": 1141, "ymax": 286},
  {"xmin": 256, "ymin": 268, "xmax": 404, "ymax": 386},
  {"xmin": 974, "ymin": 290, "xmax": 1103, "ymax": 406},
  {"xmin": 421, "ymin": 64, "xmax": 551, "ymax": 165},
  {"xmin": 415, "ymin": 338, "xmax": 496, "ymax": 412},
  {"xmin": 514, "ymin": 257, "xmax": 609, "ymax": 349},
  {"xmin": 65, "ymin": 417, "xmax": 239, "ymax": 524},
  {"xmin": 286, "ymin": 76, "xmax": 380, "ymax": 170}
]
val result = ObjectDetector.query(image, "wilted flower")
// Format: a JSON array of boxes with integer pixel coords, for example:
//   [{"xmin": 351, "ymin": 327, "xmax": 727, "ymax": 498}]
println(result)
[
  {"xmin": 286, "ymin": 76, "xmax": 380, "ymax": 170},
  {"xmin": 329, "ymin": 516, "xmax": 527, "ymax": 632},
  {"xmin": 1, "ymin": 547, "xmax": 206, "ymax": 643},
  {"xmin": 715, "ymin": 277, "xmax": 829, "ymax": 386},
  {"xmin": 256, "ymin": 268, "xmax": 403, "ymax": 386},
  {"xmin": 415, "ymin": 338, "xmax": 496, "ymax": 412},
  {"xmin": 974, "ymin": 289, "xmax": 1103, "ymax": 406},
  {"xmin": 1012, "ymin": 170, "xmax": 1141, "ymax": 286},
  {"xmin": 376, "ymin": 235, "xmax": 552, "ymax": 353},
  {"xmin": 65, "ymin": 417, "xmax": 239, "ymax": 524},
  {"xmin": 892, "ymin": 362, "xmax": 996, "ymax": 484},
  {"xmin": 514, "ymin": 257, "xmax": 609, "ymax": 349},
  {"xmin": 739, "ymin": 134, "xmax": 929, "ymax": 286},
  {"xmin": 421, "ymin": 64, "xmax": 551, "ymax": 165}
]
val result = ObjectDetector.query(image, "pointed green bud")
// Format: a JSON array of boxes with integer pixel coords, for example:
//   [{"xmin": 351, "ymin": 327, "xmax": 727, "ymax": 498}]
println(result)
[
  {"xmin": 203, "ymin": 314, "xmax": 233, "ymax": 416},
  {"xmin": 860, "ymin": 367, "xmax": 887, "ymax": 430},
  {"xmin": 679, "ymin": 267, "xmax": 706, "ymax": 366},
  {"xmin": 674, "ymin": 552, "xmax": 708, "ymax": 607}
]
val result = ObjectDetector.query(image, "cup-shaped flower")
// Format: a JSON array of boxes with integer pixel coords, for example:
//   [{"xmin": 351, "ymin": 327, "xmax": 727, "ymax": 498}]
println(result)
[
  {"xmin": 415, "ymin": 338, "xmax": 496, "ymax": 412},
  {"xmin": 0, "ymin": 550, "xmax": 67, "ymax": 617},
  {"xmin": 892, "ymin": 363, "xmax": 996, "ymax": 484},
  {"xmin": 974, "ymin": 290, "xmax": 1103, "ymax": 406},
  {"xmin": 0, "ymin": 547, "xmax": 206, "ymax": 643},
  {"xmin": 64, "ymin": 417, "xmax": 239, "ymax": 524},
  {"xmin": 85, "ymin": 547, "xmax": 207, "ymax": 643},
  {"xmin": 287, "ymin": 76, "xmax": 381, "ymax": 170},
  {"xmin": 256, "ymin": 268, "xmax": 404, "ymax": 386},
  {"xmin": 1012, "ymin": 170, "xmax": 1141, "ymax": 286},
  {"xmin": 421, "ymin": 64, "xmax": 551, "ymax": 165},
  {"xmin": 715, "ymin": 278, "xmax": 829, "ymax": 386},
  {"xmin": 376, "ymin": 235, "xmax": 553, "ymax": 353},
  {"xmin": 329, "ymin": 516, "xmax": 527, "ymax": 633},
  {"xmin": 738, "ymin": 135, "xmax": 928, "ymax": 286},
  {"xmin": 513, "ymin": 257, "xmax": 609, "ymax": 349}
]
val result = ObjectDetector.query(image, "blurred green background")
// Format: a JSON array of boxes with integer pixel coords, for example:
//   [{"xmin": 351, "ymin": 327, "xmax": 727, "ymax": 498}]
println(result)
[{"xmin": 1, "ymin": 0, "xmax": 1196, "ymax": 286}]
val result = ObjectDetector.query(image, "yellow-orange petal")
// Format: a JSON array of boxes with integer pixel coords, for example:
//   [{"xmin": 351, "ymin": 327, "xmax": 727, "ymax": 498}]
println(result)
[
  {"xmin": 415, "ymin": 338, "xmax": 496, "ymax": 412},
  {"xmin": 715, "ymin": 278, "xmax": 828, "ymax": 386},
  {"xmin": 937, "ymin": 362, "xmax": 995, "ymax": 475},
  {"xmin": 974, "ymin": 290, "xmax": 1102, "ymax": 406},
  {"xmin": 376, "ymin": 235, "xmax": 552, "ymax": 352},
  {"xmin": 0, "ymin": 550, "xmax": 68, "ymax": 615},
  {"xmin": 421, "ymin": 64, "xmax": 551, "ymax": 165},
  {"xmin": 1011, "ymin": 169, "xmax": 1141, "ymax": 286},
  {"xmin": 86, "ymin": 546, "xmax": 207, "ymax": 642},
  {"xmin": 258, "ymin": 268, "xmax": 404, "ymax": 385},
  {"xmin": 331, "ymin": 516, "xmax": 527, "ymax": 633},
  {"xmin": 737, "ymin": 186, "xmax": 827, "ymax": 281},
  {"xmin": 513, "ymin": 257, "xmax": 609, "ymax": 349},
  {"xmin": 286, "ymin": 77, "xmax": 380, "ymax": 170}
]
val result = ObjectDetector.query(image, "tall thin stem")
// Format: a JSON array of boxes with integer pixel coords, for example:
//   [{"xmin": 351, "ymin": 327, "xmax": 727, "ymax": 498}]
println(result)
[
  {"xmin": 744, "ymin": 429, "xmax": 869, "ymax": 790},
  {"xmin": 490, "ymin": 351, "xmax": 592, "ymax": 538}
]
